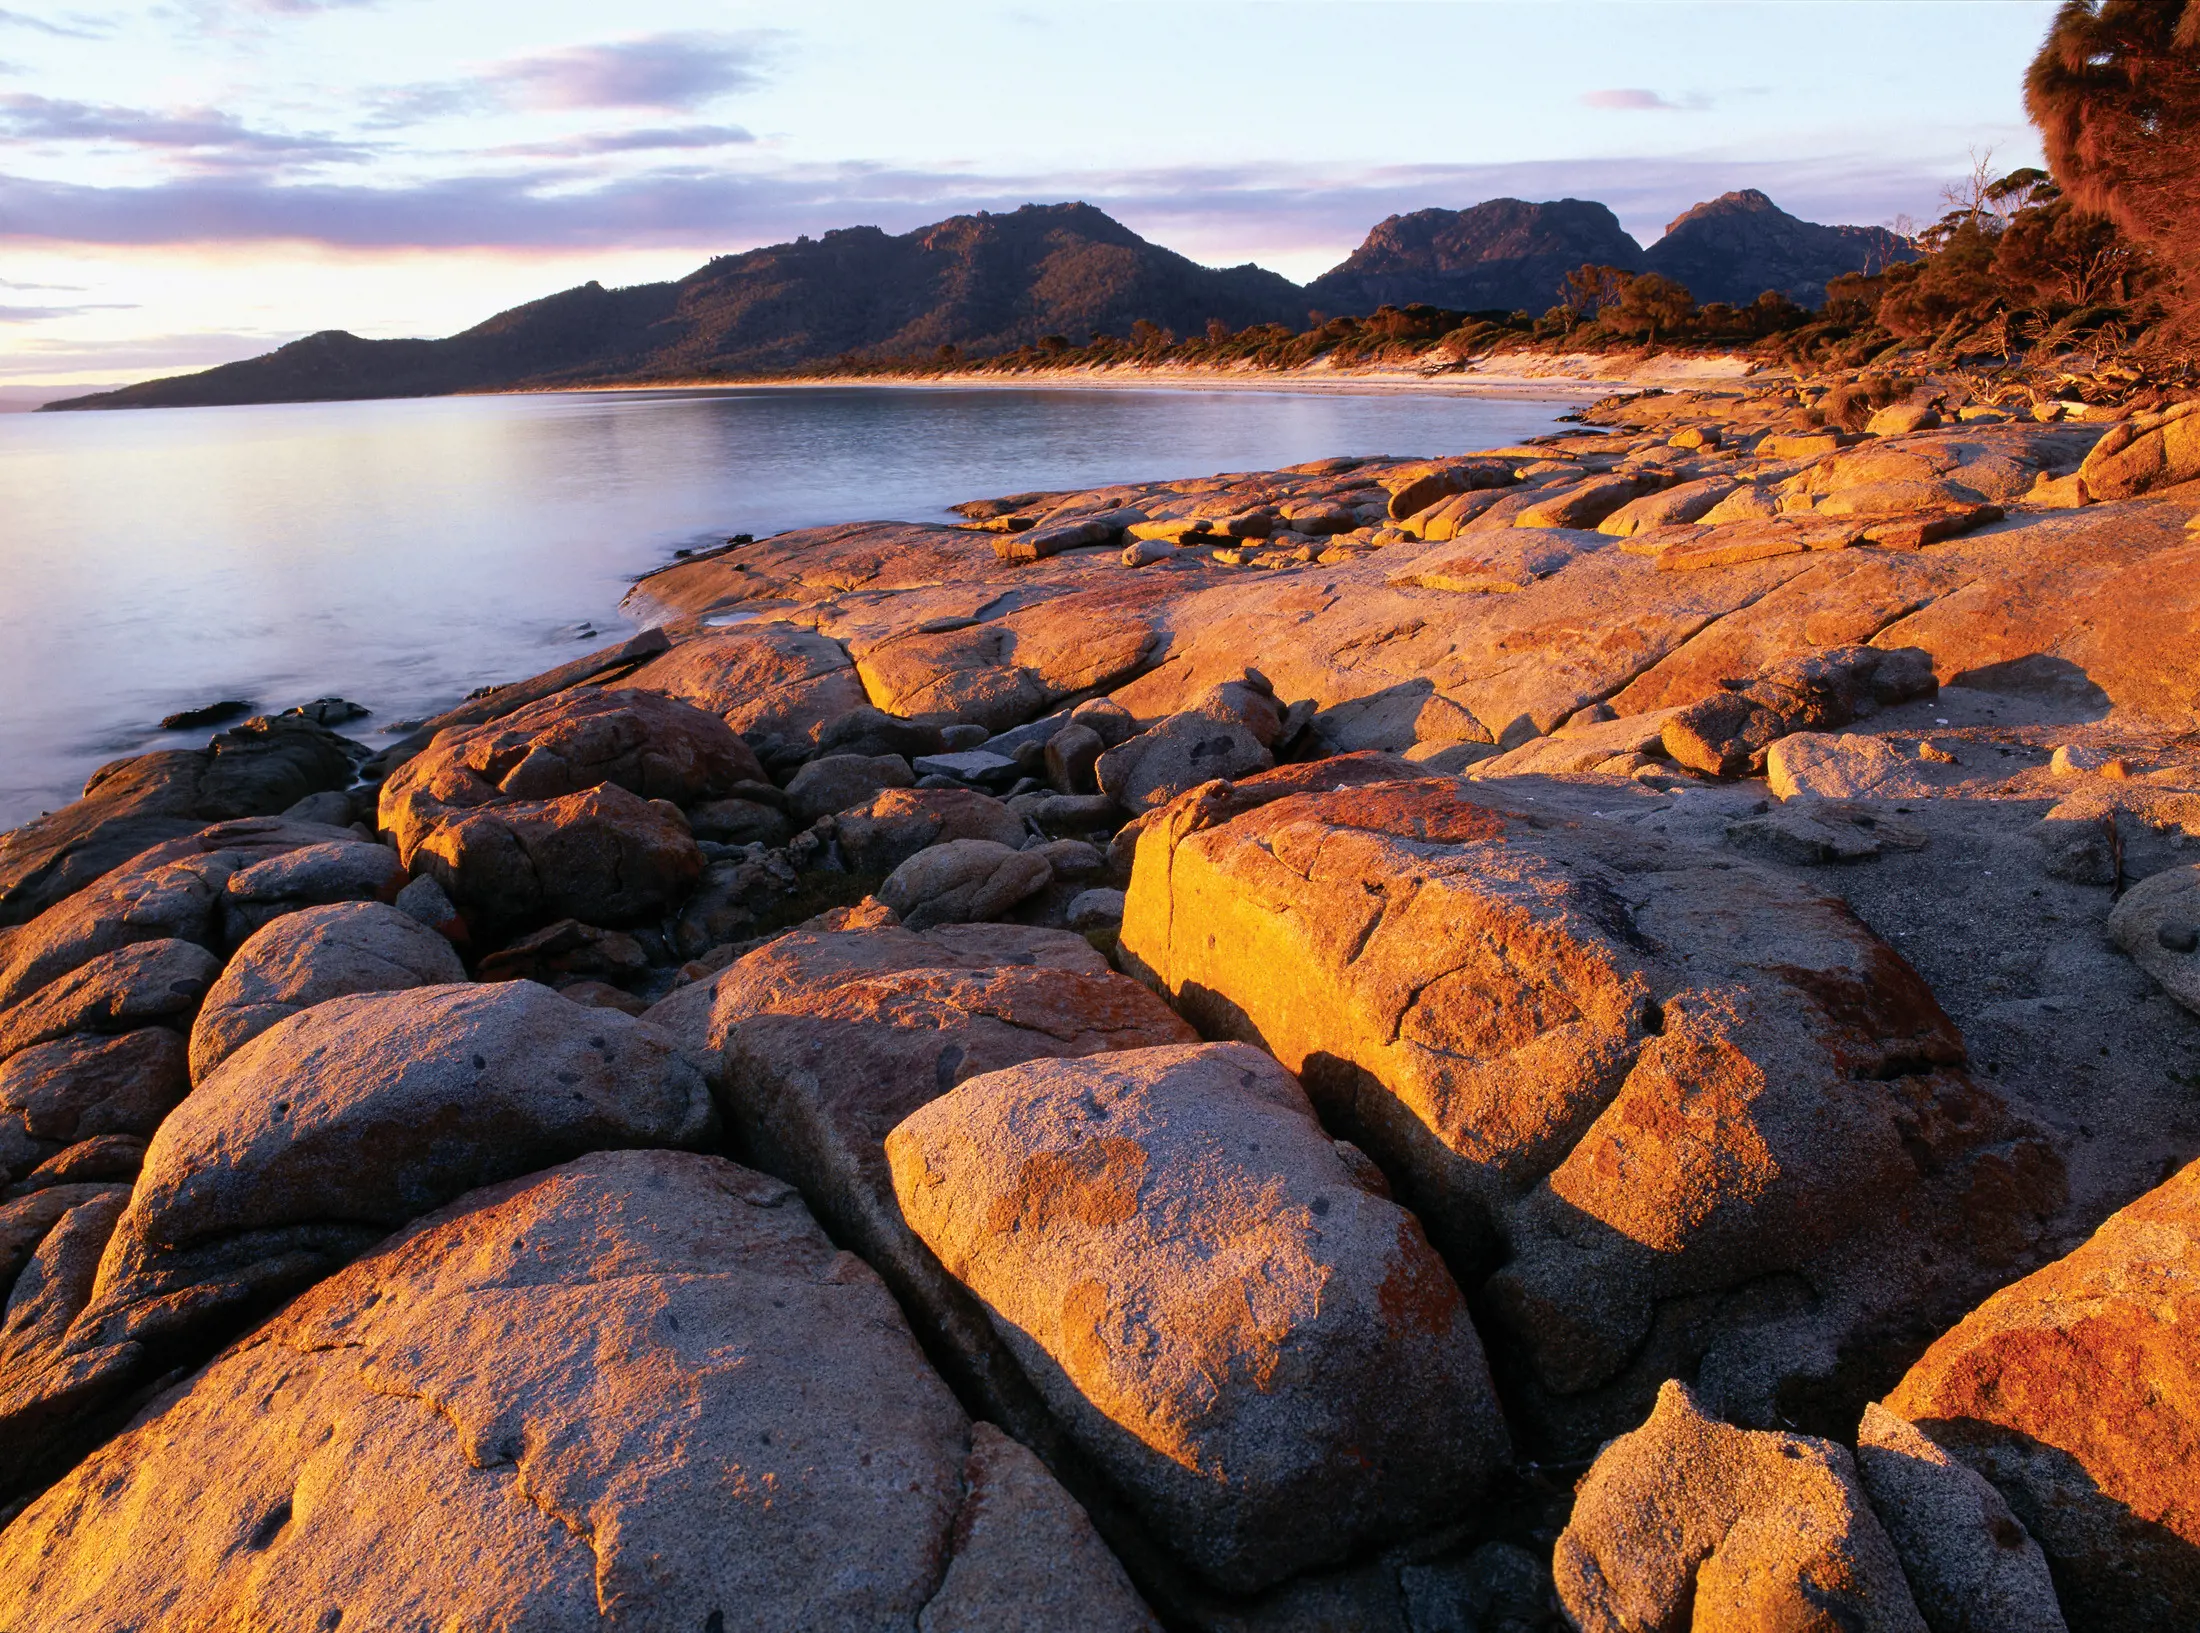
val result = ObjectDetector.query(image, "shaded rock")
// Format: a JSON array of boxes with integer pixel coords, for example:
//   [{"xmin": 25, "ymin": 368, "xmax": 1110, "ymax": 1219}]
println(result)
[
  {"xmin": 0, "ymin": 983, "xmax": 717, "ymax": 1495},
  {"xmin": 0, "ymin": 817, "xmax": 358, "ymax": 1019},
  {"xmin": 624, "ymin": 620, "xmax": 869, "ymax": 740},
  {"xmin": 1031, "ymin": 794, "xmax": 1127, "ymax": 839},
  {"xmin": 189, "ymin": 902, "xmax": 469, "ymax": 1084},
  {"xmin": 0, "ymin": 1183, "xmax": 130, "ymax": 1495},
  {"xmin": 377, "ymin": 688, "xmax": 754, "ymax": 929},
  {"xmin": 671, "ymin": 847, "xmax": 802, "ymax": 960},
  {"xmin": 1856, "ymin": 1401, "xmax": 2068, "ymax": 1633},
  {"xmin": 1554, "ymin": 1379, "xmax": 1926, "ymax": 1633},
  {"xmin": 0, "ymin": 939, "xmax": 222, "ymax": 1065},
  {"xmin": 554, "ymin": 979, "xmax": 651, "ymax": 1015},
  {"xmin": 475, "ymin": 917, "xmax": 645, "ymax": 988},
  {"xmin": 1046, "ymin": 722, "xmax": 1105, "ymax": 794},
  {"xmin": 1726, "ymin": 798, "xmax": 1929, "ymax": 865},
  {"xmin": 1118, "ymin": 774, "xmax": 2059, "ymax": 1453},
  {"xmin": 392, "ymin": 871, "xmax": 466, "ymax": 940},
  {"xmin": 0, "ymin": 716, "xmax": 362, "ymax": 928},
  {"xmin": 2106, "ymin": 862, "xmax": 2200, "ymax": 1016},
  {"xmin": 277, "ymin": 789, "xmax": 357, "ymax": 827},
  {"xmin": 1306, "ymin": 679, "xmax": 1489, "ymax": 756},
  {"xmin": 1066, "ymin": 887, "xmax": 1126, "ymax": 932},
  {"xmin": 685, "ymin": 796, "xmax": 792, "ymax": 847},
  {"xmin": 217, "ymin": 838, "xmax": 406, "ymax": 947},
  {"xmin": 1767, "ymin": 733, "xmax": 1949, "ymax": 801},
  {"xmin": 834, "ymin": 786, "xmax": 1028, "ymax": 877},
  {"xmin": 921, "ymin": 1425, "xmax": 1161, "ymax": 1633},
  {"xmin": 1097, "ymin": 714, "xmax": 1274, "ymax": 816},
  {"xmin": 1880, "ymin": 1157, "xmax": 2200, "ymax": 1633},
  {"xmin": 785, "ymin": 751, "xmax": 916, "ymax": 826},
  {"xmin": 666, "ymin": 923, "xmax": 1192, "ymax": 1471},
  {"xmin": 0, "ymin": 1150, "xmax": 1150, "ymax": 1632},
  {"xmin": 889, "ymin": 1041, "xmax": 1509, "ymax": 1593},
  {"xmin": 914, "ymin": 748, "xmax": 1020, "ymax": 787},
  {"xmin": 1, "ymin": 1185, "xmax": 118, "ymax": 1304},
  {"xmin": 815, "ymin": 703, "xmax": 951, "ymax": 760},
  {"xmin": 1660, "ymin": 645, "xmax": 1937, "ymax": 778},
  {"xmin": 880, "ymin": 839, "xmax": 1052, "ymax": 930},
  {"xmin": 1070, "ymin": 696, "xmax": 1138, "ymax": 748},
  {"xmin": 0, "ymin": 1030, "xmax": 188, "ymax": 1186},
  {"xmin": 9, "ymin": 1134, "xmax": 145, "ymax": 1193},
  {"xmin": 407, "ymin": 782, "xmax": 704, "ymax": 935}
]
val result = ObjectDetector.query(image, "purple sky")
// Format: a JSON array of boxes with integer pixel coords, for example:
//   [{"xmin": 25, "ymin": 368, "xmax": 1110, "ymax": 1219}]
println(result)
[{"xmin": 0, "ymin": 1, "xmax": 2059, "ymax": 389}]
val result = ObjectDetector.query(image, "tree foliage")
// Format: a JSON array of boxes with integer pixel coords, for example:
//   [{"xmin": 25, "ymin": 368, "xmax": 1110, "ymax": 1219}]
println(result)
[{"xmin": 2025, "ymin": 0, "xmax": 2200, "ymax": 320}]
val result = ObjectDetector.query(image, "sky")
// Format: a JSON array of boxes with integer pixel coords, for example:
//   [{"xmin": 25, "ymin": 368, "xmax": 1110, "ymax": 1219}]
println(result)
[{"xmin": 0, "ymin": 0, "xmax": 2059, "ymax": 392}]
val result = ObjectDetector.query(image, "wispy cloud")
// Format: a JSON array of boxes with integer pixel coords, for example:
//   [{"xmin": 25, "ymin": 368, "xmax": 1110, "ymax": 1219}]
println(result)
[
  {"xmin": 0, "ymin": 154, "xmax": 1959, "ymax": 261},
  {"xmin": 498, "ymin": 123, "xmax": 757, "ymax": 158},
  {"xmin": 0, "ymin": 301, "xmax": 136, "ymax": 320},
  {"xmin": 363, "ymin": 30, "xmax": 786, "ymax": 128},
  {"xmin": 493, "ymin": 30, "xmax": 782, "ymax": 110},
  {"xmin": 0, "ymin": 328, "xmax": 291, "ymax": 382},
  {"xmin": 0, "ymin": 7, "xmax": 112, "ymax": 37},
  {"xmin": 0, "ymin": 93, "xmax": 371, "ymax": 163},
  {"xmin": 1581, "ymin": 89, "xmax": 1710, "ymax": 112}
]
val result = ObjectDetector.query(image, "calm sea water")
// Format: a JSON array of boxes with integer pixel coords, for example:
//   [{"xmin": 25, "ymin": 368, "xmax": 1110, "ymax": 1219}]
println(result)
[{"xmin": 0, "ymin": 384, "xmax": 1576, "ymax": 828}]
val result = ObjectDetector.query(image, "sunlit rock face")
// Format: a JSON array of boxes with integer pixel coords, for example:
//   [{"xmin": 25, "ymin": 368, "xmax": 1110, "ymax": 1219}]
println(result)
[{"xmin": 1118, "ymin": 772, "xmax": 2062, "ymax": 1454}]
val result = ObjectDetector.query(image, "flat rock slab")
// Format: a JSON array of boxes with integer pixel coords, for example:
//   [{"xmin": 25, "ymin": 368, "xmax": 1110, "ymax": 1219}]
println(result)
[
  {"xmin": 0, "ymin": 1150, "xmax": 1157, "ymax": 1632},
  {"xmin": 1118, "ymin": 772, "xmax": 2060, "ymax": 1454},
  {"xmin": 889, "ymin": 1041, "xmax": 1510, "ymax": 1593}
]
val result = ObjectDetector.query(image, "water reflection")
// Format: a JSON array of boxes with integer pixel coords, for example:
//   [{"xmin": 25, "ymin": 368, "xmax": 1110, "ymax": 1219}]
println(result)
[{"xmin": 0, "ymin": 384, "xmax": 1573, "ymax": 826}]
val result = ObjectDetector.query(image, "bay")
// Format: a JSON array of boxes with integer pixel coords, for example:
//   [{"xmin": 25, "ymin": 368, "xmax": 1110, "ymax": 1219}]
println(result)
[{"xmin": 0, "ymin": 382, "xmax": 1576, "ymax": 828}]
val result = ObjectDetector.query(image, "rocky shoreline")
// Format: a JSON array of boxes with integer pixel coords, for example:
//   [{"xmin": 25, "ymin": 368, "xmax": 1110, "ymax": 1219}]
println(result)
[{"xmin": 0, "ymin": 368, "xmax": 2196, "ymax": 1630}]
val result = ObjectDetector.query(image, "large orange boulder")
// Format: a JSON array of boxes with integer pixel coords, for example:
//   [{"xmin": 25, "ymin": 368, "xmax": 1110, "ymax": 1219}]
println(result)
[
  {"xmin": 623, "ymin": 620, "xmax": 869, "ymax": 740},
  {"xmin": 1878, "ymin": 1158, "xmax": 2200, "ymax": 1633},
  {"xmin": 1119, "ymin": 771, "xmax": 2060, "ymax": 1452},
  {"xmin": 651, "ymin": 922, "xmax": 1193, "ymax": 1454},
  {"xmin": 0, "ymin": 1150, "xmax": 1158, "ymax": 1632},
  {"xmin": 2075, "ymin": 399, "xmax": 2200, "ymax": 500},
  {"xmin": 888, "ymin": 1041, "xmax": 1510, "ymax": 1593},
  {"xmin": 379, "ymin": 688, "xmax": 756, "ymax": 930}
]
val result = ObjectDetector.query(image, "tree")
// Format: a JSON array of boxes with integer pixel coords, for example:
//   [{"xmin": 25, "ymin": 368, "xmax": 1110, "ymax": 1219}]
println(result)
[
  {"xmin": 2025, "ymin": 1, "xmax": 2200, "ymax": 314},
  {"xmin": 1559, "ymin": 263, "xmax": 1631, "ymax": 327},
  {"xmin": 1611, "ymin": 273, "xmax": 1696, "ymax": 344}
]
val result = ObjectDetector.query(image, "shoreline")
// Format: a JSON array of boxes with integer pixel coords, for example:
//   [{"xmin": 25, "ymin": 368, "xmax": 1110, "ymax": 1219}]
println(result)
[
  {"xmin": 501, "ymin": 348, "xmax": 1779, "ymax": 405},
  {"xmin": 17, "ymin": 348, "xmax": 1781, "ymax": 415}
]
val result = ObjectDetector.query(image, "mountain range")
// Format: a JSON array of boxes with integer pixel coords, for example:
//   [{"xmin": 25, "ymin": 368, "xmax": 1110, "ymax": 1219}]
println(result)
[{"xmin": 46, "ymin": 192, "xmax": 1912, "ymax": 411}]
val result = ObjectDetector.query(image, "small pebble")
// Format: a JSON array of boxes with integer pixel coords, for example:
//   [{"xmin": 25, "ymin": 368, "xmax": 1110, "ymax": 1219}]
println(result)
[{"xmin": 2159, "ymin": 921, "xmax": 2200, "ymax": 954}]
